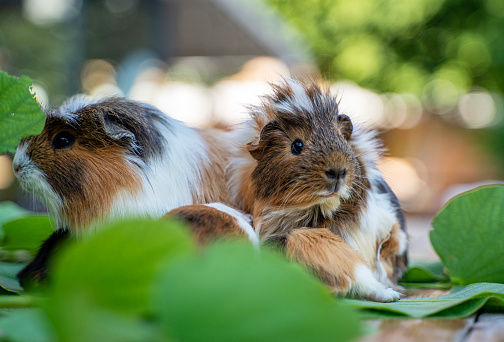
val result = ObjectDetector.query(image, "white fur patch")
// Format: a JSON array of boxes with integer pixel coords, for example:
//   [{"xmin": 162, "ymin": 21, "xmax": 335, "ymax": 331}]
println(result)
[
  {"xmin": 106, "ymin": 115, "xmax": 209, "ymax": 224},
  {"xmin": 345, "ymin": 191, "xmax": 397, "ymax": 263},
  {"xmin": 49, "ymin": 95, "xmax": 103, "ymax": 123},
  {"xmin": 13, "ymin": 142, "xmax": 63, "ymax": 226},
  {"xmin": 204, "ymin": 203, "xmax": 260, "ymax": 248},
  {"xmin": 350, "ymin": 126, "xmax": 383, "ymax": 180},
  {"xmin": 275, "ymin": 78, "xmax": 314, "ymax": 114},
  {"xmin": 347, "ymin": 264, "xmax": 401, "ymax": 302}
]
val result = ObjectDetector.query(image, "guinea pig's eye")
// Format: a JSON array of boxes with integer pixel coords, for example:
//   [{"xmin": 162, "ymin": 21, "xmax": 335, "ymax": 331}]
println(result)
[
  {"xmin": 291, "ymin": 139, "xmax": 304, "ymax": 155},
  {"xmin": 52, "ymin": 132, "xmax": 75, "ymax": 150}
]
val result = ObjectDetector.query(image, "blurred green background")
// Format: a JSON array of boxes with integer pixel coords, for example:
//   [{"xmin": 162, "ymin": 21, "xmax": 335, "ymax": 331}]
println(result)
[{"xmin": 0, "ymin": 0, "xmax": 503, "ymax": 214}]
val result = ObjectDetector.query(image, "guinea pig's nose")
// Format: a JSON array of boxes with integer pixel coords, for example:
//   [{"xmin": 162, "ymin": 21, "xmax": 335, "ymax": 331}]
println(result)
[
  {"xmin": 326, "ymin": 169, "xmax": 338, "ymax": 179},
  {"xmin": 326, "ymin": 168, "xmax": 347, "ymax": 180}
]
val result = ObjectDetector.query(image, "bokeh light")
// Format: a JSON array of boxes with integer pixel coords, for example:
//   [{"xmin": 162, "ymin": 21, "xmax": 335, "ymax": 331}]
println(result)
[{"xmin": 458, "ymin": 90, "xmax": 496, "ymax": 129}]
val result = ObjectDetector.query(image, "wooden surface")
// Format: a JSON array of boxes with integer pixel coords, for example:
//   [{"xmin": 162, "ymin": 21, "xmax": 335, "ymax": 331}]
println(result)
[
  {"xmin": 358, "ymin": 216, "xmax": 504, "ymax": 342},
  {"xmin": 360, "ymin": 313, "xmax": 504, "ymax": 342}
]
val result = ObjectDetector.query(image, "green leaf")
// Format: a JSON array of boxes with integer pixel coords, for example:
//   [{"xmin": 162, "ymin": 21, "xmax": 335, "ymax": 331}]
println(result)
[
  {"xmin": 345, "ymin": 282, "xmax": 504, "ymax": 318},
  {"xmin": 0, "ymin": 262, "xmax": 26, "ymax": 293},
  {"xmin": 2, "ymin": 216, "xmax": 54, "ymax": 254},
  {"xmin": 430, "ymin": 185, "xmax": 504, "ymax": 285},
  {"xmin": 45, "ymin": 290, "xmax": 162, "ymax": 342},
  {"xmin": 400, "ymin": 261, "xmax": 449, "ymax": 283},
  {"xmin": 0, "ymin": 201, "xmax": 31, "ymax": 227},
  {"xmin": 154, "ymin": 242, "xmax": 363, "ymax": 342},
  {"xmin": 0, "ymin": 309, "xmax": 56, "ymax": 342},
  {"xmin": 0, "ymin": 201, "xmax": 33, "ymax": 241},
  {"xmin": 44, "ymin": 218, "xmax": 195, "ymax": 341},
  {"xmin": 0, "ymin": 71, "xmax": 46, "ymax": 154}
]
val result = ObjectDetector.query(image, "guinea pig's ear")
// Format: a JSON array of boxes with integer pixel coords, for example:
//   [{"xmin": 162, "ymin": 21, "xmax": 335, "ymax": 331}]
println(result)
[
  {"xmin": 247, "ymin": 120, "xmax": 280, "ymax": 160},
  {"xmin": 104, "ymin": 121, "xmax": 138, "ymax": 152},
  {"xmin": 337, "ymin": 114, "xmax": 353, "ymax": 140}
]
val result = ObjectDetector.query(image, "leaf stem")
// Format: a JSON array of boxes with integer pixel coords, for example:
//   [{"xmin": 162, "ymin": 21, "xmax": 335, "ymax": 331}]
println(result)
[{"xmin": 0, "ymin": 295, "xmax": 37, "ymax": 308}]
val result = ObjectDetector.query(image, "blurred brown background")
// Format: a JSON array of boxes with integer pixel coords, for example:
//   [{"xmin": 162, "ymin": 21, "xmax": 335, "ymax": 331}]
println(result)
[{"xmin": 1, "ymin": 0, "xmax": 503, "ymax": 257}]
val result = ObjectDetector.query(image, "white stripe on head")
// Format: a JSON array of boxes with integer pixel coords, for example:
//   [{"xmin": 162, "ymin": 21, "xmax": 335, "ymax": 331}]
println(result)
[
  {"xmin": 48, "ymin": 95, "xmax": 104, "ymax": 123},
  {"xmin": 275, "ymin": 78, "xmax": 314, "ymax": 114}
]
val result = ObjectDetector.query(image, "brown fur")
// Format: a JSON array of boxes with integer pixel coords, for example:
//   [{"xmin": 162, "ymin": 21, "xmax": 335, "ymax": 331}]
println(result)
[
  {"xmin": 379, "ymin": 223, "xmax": 407, "ymax": 283},
  {"xmin": 193, "ymin": 129, "xmax": 232, "ymax": 205},
  {"xmin": 285, "ymin": 228, "xmax": 364, "ymax": 293},
  {"xmin": 24, "ymin": 111, "xmax": 142, "ymax": 231},
  {"xmin": 240, "ymin": 81, "xmax": 369, "ymax": 236},
  {"xmin": 166, "ymin": 205, "xmax": 248, "ymax": 245}
]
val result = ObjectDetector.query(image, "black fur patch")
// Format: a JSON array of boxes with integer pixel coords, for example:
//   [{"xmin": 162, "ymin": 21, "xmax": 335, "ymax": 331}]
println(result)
[
  {"xmin": 17, "ymin": 228, "xmax": 70, "ymax": 290},
  {"xmin": 92, "ymin": 98, "xmax": 169, "ymax": 161}
]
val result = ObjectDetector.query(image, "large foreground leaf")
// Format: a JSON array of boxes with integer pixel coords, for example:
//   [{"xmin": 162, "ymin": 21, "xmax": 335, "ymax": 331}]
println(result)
[
  {"xmin": 346, "ymin": 282, "xmax": 504, "ymax": 318},
  {"xmin": 154, "ymin": 243, "xmax": 362, "ymax": 342},
  {"xmin": 0, "ymin": 71, "xmax": 46, "ymax": 154},
  {"xmin": 430, "ymin": 185, "xmax": 504, "ymax": 285},
  {"xmin": 43, "ymin": 218, "xmax": 194, "ymax": 342}
]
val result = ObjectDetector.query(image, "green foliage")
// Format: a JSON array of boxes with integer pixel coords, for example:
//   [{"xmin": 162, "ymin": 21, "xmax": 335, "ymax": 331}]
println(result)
[
  {"xmin": 399, "ymin": 261, "xmax": 451, "ymax": 289},
  {"xmin": 0, "ymin": 71, "xmax": 46, "ymax": 154},
  {"xmin": 154, "ymin": 243, "xmax": 361, "ymax": 342},
  {"xmin": 0, "ymin": 212, "xmax": 363, "ymax": 341},
  {"xmin": 0, "ymin": 309, "xmax": 56, "ymax": 342},
  {"xmin": 346, "ymin": 282, "xmax": 504, "ymax": 318},
  {"xmin": 430, "ymin": 185, "xmax": 504, "ymax": 285},
  {"xmin": 400, "ymin": 261, "xmax": 448, "ymax": 284},
  {"xmin": 47, "ymin": 219, "xmax": 195, "ymax": 319},
  {"xmin": 1, "ymin": 185, "xmax": 504, "ymax": 337},
  {"xmin": 266, "ymin": 0, "xmax": 504, "ymax": 96},
  {"xmin": 0, "ymin": 262, "xmax": 26, "ymax": 294},
  {"xmin": 0, "ymin": 202, "xmax": 53, "ymax": 294},
  {"xmin": 2, "ymin": 217, "xmax": 54, "ymax": 254}
]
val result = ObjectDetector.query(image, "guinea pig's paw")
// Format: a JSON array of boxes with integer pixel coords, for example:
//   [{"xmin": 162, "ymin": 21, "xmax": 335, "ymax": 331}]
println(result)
[
  {"xmin": 350, "ymin": 265, "xmax": 402, "ymax": 302},
  {"xmin": 368, "ymin": 287, "xmax": 402, "ymax": 303}
]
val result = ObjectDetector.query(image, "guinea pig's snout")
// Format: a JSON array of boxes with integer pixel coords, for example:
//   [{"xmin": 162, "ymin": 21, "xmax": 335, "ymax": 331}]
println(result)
[
  {"xmin": 324, "ymin": 168, "xmax": 347, "ymax": 194},
  {"xmin": 325, "ymin": 168, "xmax": 347, "ymax": 181},
  {"xmin": 12, "ymin": 160, "xmax": 25, "ymax": 178}
]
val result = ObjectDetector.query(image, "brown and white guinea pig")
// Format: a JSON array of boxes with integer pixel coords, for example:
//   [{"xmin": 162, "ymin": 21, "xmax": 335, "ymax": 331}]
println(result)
[
  {"xmin": 229, "ymin": 79, "xmax": 407, "ymax": 302},
  {"xmin": 13, "ymin": 96, "xmax": 241, "ymax": 288},
  {"xmin": 13, "ymin": 96, "xmax": 232, "ymax": 235}
]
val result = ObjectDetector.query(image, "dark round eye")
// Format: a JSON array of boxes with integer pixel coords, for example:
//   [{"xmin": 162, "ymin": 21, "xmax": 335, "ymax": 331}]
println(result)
[
  {"xmin": 52, "ymin": 132, "xmax": 75, "ymax": 149},
  {"xmin": 291, "ymin": 139, "xmax": 303, "ymax": 155}
]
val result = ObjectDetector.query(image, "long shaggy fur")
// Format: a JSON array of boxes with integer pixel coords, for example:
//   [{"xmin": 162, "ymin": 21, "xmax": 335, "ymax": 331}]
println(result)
[{"xmin": 229, "ymin": 79, "xmax": 408, "ymax": 301}]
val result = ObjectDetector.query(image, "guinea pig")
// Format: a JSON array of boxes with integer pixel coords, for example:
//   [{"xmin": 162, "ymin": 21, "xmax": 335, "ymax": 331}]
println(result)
[
  {"xmin": 13, "ymin": 96, "xmax": 233, "ymax": 234},
  {"xmin": 13, "ymin": 96, "xmax": 238, "ymax": 287},
  {"xmin": 229, "ymin": 79, "xmax": 407, "ymax": 302}
]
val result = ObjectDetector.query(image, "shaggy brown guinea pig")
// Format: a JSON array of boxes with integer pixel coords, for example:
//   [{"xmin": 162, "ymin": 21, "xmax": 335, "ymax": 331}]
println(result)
[
  {"xmin": 12, "ymin": 96, "xmax": 237, "ymax": 286},
  {"xmin": 229, "ymin": 79, "xmax": 408, "ymax": 302}
]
